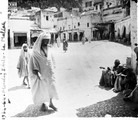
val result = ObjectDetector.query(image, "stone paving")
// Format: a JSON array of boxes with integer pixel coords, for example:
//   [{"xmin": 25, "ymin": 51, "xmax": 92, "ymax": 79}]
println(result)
[{"xmin": 7, "ymin": 41, "xmax": 136, "ymax": 119}]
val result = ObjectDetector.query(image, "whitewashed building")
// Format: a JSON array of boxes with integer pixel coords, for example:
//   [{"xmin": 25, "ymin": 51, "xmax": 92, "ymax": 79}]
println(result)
[
  {"xmin": 35, "ymin": 9, "xmax": 58, "ymax": 29},
  {"xmin": 57, "ymin": 10, "xmax": 93, "ymax": 42},
  {"xmin": 35, "ymin": 8, "xmax": 58, "ymax": 44},
  {"xmin": 8, "ymin": 16, "xmax": 31, "ymax": 48}
]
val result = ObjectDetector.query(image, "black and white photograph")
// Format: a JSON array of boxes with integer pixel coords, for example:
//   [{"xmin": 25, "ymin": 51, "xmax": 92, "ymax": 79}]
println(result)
[{"xmin": 0, "ymin": 0, "xmax": 138, "ymax": 119}]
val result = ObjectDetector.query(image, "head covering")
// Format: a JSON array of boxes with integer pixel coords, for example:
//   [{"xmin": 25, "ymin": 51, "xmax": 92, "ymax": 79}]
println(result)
[
  {"xmin": 114, "ymin": 59, "xmax": 120, "ymax": 66},
  {"xmin": 17, "ymin": 43, "xmax": 30, "ymax": 78},
  {"xmin": 29, "ymin": 32, "xmax": 58, "ymax": 104},
  {"xmin": 20, "ymin": 43, "xmax": 29, "ymax": 57},
  {"xmin": 33, "ymin": 32, "xmax": 51, "ymax": 58}
]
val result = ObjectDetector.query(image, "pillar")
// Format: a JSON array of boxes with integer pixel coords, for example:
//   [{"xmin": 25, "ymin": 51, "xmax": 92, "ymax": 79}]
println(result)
[
  {"xmin": 72, "ymin": 32, "xmax": 74, "ymax": 41},
  {"xmin": 27, "ymin": 31, "xmax": 30, "ymax": 47},
  {"xmin": 130, "ymin": 0, "xmax": 138, "ymax": 71},
  {"xmin": 78, "ymin": 32, "xmax": 80, "ymax": 42},
  {"xmin": 10, "ymin": 31, "xmax": 14, "ymax": 49}
]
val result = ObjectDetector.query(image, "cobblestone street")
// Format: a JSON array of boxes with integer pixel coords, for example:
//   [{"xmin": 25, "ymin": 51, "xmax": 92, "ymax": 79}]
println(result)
[{"xmin": 7, "ymin": 41, "xmax": 138, "ymax": 119}]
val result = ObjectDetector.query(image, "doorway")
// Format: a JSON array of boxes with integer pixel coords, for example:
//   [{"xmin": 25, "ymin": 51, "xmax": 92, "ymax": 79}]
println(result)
[{"xmin": 14, "ymin": 33, "xmax": 27, "ymax": 47}]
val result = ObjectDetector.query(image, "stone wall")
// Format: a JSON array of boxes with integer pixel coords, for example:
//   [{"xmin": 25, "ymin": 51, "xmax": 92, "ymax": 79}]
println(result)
[{"xmin": 130, "ymin": 0, "xmax": 138, "ymax": 72}]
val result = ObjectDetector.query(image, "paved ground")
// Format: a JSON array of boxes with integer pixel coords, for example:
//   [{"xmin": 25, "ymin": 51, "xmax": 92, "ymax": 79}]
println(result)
[{"xmin": 7, "ymin": 40, "xmax": 137, "ymax": 119}]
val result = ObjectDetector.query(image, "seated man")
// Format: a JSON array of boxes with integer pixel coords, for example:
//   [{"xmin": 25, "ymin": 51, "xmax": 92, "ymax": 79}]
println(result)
[
  {"xmin": 99, "ymin": 59, "xmax": 123, "ymax": 88},
  {"xmin": 113, "ymin": 67, "xmax": 137, "ymax": 93},
  {"xmin": 123, "ymin": 86, "xmax": 138, "ymax": 111},
  {"xmin": 123, "ymin": 85, "xmax": 138, "ymax": 102}
]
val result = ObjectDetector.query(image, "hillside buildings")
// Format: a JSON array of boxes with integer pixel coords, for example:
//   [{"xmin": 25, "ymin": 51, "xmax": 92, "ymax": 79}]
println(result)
[{"xmin": 8, "ymin": 0, "xmax": 131, "ymax": 48}]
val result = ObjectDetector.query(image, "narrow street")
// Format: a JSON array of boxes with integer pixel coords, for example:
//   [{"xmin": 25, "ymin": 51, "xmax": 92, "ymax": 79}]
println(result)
[{"xmin": 7, "ymin": 40, "xmax": 133, "ymax": 118}]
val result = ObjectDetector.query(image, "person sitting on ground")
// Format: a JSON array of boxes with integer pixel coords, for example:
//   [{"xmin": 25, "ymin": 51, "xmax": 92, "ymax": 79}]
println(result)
[
  {"xmin": 17, "ymin": 43, "xmax": 30, "ymax": 89},
  {"xmin": 99, "ymin": 59, "xmax": 123, "ymax": 88},
  {"xmin": 123, "ymin": 85, "xmax": 138, "ymax": 111},
  {"xmin": 113, "ymin": 67, "xmax": 137, "ymax": 93}
]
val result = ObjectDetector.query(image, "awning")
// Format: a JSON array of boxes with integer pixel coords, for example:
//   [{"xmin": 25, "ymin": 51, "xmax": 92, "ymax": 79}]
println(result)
[
  {"xmin": 42, "ymin": 28, "xmax": 58, "ymax": 33},
  {"xmin": 92, "ymin": 28, "xmax": 98, "ymax": 31},
  {"xmin": 31, "ymin": 31, "xmax": 42, "ymax": 38},
  {"xmin": 30, "ymin": 26, "xmax": 42, "ymax": 31}
]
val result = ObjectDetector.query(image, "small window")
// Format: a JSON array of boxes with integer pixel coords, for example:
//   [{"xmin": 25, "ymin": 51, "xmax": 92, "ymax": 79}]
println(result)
[
  {"xmin": 87, "ymin": 23, "xmax": 89, "ymax": 27},
  {"xmin": 46, "ymin": 16, "xmax": 49, "ymax": 20}
]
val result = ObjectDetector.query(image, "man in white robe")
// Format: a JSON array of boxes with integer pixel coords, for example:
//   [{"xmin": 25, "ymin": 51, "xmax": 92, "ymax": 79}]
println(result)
[
  {"xmin": 29, "ymin": 32, "xmax": 58, "ymax": 112},
  {"xmin": 17, "ymin": 43, "xmax": 30, "ymax": 88}
]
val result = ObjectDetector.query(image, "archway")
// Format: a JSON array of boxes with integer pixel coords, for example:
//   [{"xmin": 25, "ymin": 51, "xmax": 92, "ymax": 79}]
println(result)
[
  {"xmin": 73, "ymin": 32, "xmax": 78, "ymax": 42},
  {"xmin": 14, "ymin": 33, "xmax": 27, "ymax": 47},
  {"xmin": 122, "ymin": 26, "xmax": 126, "ymax": 38},
  {"xmin": 79, "ymin": 32, "xmax": 84, "ymax": 41},
  {"xmin": 50, "ymin": 33, "xmax": 54, "ymax": 45},
  {"xmin": 69, "ymin": 33, "xmax": 72, "ymax": 41},
  {"xmin": 117, "ymin": 28, "xmax": 120, "ymax": 39}
]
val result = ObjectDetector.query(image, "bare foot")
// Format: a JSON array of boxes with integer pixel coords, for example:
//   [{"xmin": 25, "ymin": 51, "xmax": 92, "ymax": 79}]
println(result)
[
  {"xmin": 40, "ymin": 103, "xmax": 48, "ymax": 112},
  {"xmin": 23, "ymin": 82, "xmax": 27, "ymax": 86},
  {"xmin": 49, "ymin": 104, "xmax": 57, "ymax": 111}
]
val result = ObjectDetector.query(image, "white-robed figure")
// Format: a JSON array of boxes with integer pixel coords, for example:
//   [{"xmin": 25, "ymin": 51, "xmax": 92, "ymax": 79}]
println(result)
[
  {"xmin": 29, "ymin": 32, "xmax": 58, "ymax": 112},
  {"xmin": 17, "ymin": 43, "xmax": 30, "ymax": 88}
]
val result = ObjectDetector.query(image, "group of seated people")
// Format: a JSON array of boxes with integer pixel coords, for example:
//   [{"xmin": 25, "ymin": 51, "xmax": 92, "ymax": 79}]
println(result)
[
  {"xmin": 99, "ymin": 59, "xmax": 137, "ymax": 93},
  {"xmin": 99, "ymin": 59, "xmax": 138, "ymax": 104}
]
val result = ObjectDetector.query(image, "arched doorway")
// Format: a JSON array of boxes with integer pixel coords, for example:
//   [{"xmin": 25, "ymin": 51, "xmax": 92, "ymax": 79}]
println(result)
[
  {"xmin": 51, "ymin": 33, "xmax": 54, "ymax": 45},
  {"xmin": 79, "ymin": 32, "xmax": 84, "ymax": 41},
  {"xmin": 73, "ymin": 32, "xmax": 78, "ymax": 42},
  {"xmin": 117, "ymin": 28, "xmax": 120, "ymax": 39},
  {"xmin": 69, "ymin": 33, "xmax": 72, "ymax": 41},
  {"xmin": 122, "ymin": 26, "xmax": 126, "ymax": 38},
  {"xmin": 14, "ymin": 33, "xmax": 27, "ymax": 47}
]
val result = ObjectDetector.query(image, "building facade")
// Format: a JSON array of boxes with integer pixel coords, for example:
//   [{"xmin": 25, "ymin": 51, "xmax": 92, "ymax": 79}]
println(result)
[
  {"xmin": 35, "ymin": 9, "xmax": 57, "ymax": 29},
  {"xmin": 8, "ymin": 2, "xmax": 17, "ymax": 13},
  {"xmin": 82, "ymin": 0, "xmax": 94, "ymax": 11},
  {"xmin": 115, "ymin": 16, "xmax": 131, "ymax": 44},
  {"xmin": 57, "ymin": 10, "xmax": 93, "ymax": 42},
  {"xmin": 8, "ymin": 16, "xmax": 31, "ymax": 49}
]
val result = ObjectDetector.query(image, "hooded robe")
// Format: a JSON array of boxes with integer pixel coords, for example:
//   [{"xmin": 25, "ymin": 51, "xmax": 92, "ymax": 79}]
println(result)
[{"xmin": 29, "ymin": 32, "xmax": 58, "ymax": 104}]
